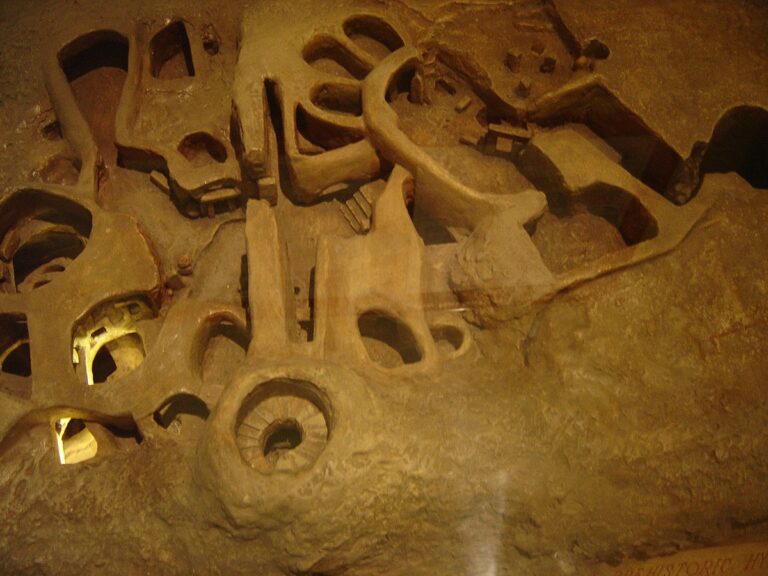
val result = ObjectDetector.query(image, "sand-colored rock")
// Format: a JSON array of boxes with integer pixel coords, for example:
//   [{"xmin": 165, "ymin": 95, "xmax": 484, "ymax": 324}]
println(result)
[{"xmin": 0, "ymin": 1, "xmax": 767, "ymax": 575}]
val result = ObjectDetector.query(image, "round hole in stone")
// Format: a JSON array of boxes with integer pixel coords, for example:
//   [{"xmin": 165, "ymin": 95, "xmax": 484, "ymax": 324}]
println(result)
[
  {"xmin": 430, "ymin": 324, "xmax": 464, "ymax": 356},
  {"xmin": 262, "ymin": 418, "xmax": 303, "ymax": 459},
  {"xmin": 178, "ymin": 132, "xmax": 227, "ymax": 166},
  {"xmin": 236, "ymin": 378, "xmax": 330, "ymax": 473},
  {"xmin": 358, "ymin": 310, "xmax": 422, "ymax": 368},
  {"xmin": 12, "ymin": 231, "xmax": 85, "ymax": 290},
  {"xmin": 203, "ymin": 37, "xmax": 219, "ymax": 55},
  {"xmin": 0, "ymin": 190, "xmax": 92, "ymax": 293},
  {"xmin": 41, "ymin": 121, "xmax": 62, "ymax": 141},
  {"xmin": 153, "ymin": 393, "xmax": 210, "ymax": 439},
  {"xmin": 342, "ymin": 14, "xmax": 404, "ymax": 59},
  {"xmin": 583, "ymin": 37, "xmax": 610, "ymax": 60}
]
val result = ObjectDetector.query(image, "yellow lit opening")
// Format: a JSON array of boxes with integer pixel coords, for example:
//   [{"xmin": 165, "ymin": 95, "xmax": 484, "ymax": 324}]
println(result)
[{"xmin": 53, "ymin": 418, "xmax": 98, "ymax": 465}]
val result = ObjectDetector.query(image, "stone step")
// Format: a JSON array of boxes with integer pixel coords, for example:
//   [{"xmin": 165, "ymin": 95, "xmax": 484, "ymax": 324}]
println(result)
[{"xmin": 336, "ymin": 188, "xmax": 373, "ymax": 234}]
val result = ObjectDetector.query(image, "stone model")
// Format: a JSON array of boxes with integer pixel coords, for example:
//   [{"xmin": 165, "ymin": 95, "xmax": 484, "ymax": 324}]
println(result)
[{"xmin": 0, "ymin": 0, "xmax": 767, "ymax": 574}]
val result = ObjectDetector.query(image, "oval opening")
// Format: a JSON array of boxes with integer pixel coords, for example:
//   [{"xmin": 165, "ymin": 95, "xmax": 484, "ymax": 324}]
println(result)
[
  {"xmin": 178, "ymin": 132, "xmax": 227, "ymax": 166},
  {"xmin": 430, "ymin": 324, "xmax": 464, "ymax": 356},
  {"xmin": 150, "ymin": 21, "xmax": 195, "ymax": 78},
  {"xmin": 343, "ymin": 15, "xmax": 404, "ymax": 60},
  {"xmin": 236, "ymin": 378, "xmax": 331, "ymax": 472},
  {"xmin": 262, "ymin": 418, "xmax": 303, "ymax": 458},
  {"xmin": 154, "ymin": 393, "xmax": 210, "ymax": 431},
  {"xmin": 358, "ymin": 310, "xmax": 422, "ymax": 368},
  {"xmin": 0, "ymin": 190, "xmax": 92, "ymax": 293}
]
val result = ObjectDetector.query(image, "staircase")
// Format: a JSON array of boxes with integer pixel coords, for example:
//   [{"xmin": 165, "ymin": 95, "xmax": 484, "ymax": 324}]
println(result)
[{"xmin": 336, "ymin": 186, "xmax": 374, "ymax": 234}]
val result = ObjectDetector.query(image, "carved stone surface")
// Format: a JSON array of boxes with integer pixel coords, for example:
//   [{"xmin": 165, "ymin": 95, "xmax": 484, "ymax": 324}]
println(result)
[{"xmin": 0, "ymin": 0, "xmax": 767, "ymax": 574}]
